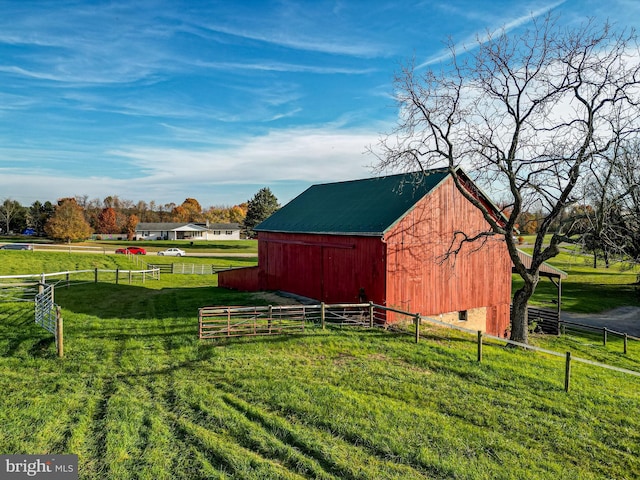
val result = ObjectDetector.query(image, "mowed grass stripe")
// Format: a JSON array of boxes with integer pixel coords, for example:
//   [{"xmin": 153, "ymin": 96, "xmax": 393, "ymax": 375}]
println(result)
[
  {"xmin": 1, "ymin": 251, "xmax": 640, "ymax": 479},
  {"xmin": 174, "ymin": 413, "xmax": 307, "ymax": 479},
  {"xmin": 220, "ymin": 393, "xmax": 428, "ymax": 480},
  {"xmin": 197, "ymin": 331, "xmax": 636, "ymax": 480},
  {"xmin": 144, "ymin": 369, "xmax": 336, "ymax": 479}
]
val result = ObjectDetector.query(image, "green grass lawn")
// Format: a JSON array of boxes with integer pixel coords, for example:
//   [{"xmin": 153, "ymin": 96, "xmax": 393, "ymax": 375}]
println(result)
[
  {"xmin": 1, "ymin": 252, "xmax": 639, "ymax": 479},
  {"xmin": 89, "ymin": 239, "xmax": 258, "ymax": 255},
  {"xmin": 514, "ymin": 250, "xmax": 640, "ymax": 313}
]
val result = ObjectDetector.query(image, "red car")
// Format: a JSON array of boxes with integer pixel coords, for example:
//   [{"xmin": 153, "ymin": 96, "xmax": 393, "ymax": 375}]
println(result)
[{"xmin": 115, "ymin": 246, "xmax": 147, "ymax": 255}]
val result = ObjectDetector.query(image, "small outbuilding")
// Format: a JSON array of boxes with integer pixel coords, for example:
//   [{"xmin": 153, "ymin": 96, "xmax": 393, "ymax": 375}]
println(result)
[{"xmin": 219, "ymin": 168, "xmax": 512, "ymax": 336}]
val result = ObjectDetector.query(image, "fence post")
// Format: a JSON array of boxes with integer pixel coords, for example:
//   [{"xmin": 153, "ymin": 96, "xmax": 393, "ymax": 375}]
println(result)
[
  {"xmin": 603, "ymin": 328, "xmax": 608, "ymax": 346},
  {"xmin": 171, "ymin": 263, "xmax": 175, "ymax": 274},
  {"xmin": 624, "ymin": 334, "xmax": 628, "ymax": 354},
  {"xmin": 564, "ymin": 351, "xmax": 571, "ymax": 392},
  {"xmin": 115, "ymin": 268, "xmax": 119, "ymax": 284},
  {"xmin": 253, "ymin": 307, "xmax": 257, "ymax": 335},
  {"xmin": 198, "ymin": 309, "xmax": 202, "ymax": 339},
  {"xmin": 56, "ymin": 306, "xmax": 63, "ymax": 358},
  {"xmin": 477, "ymin": 331, "xmax": 483, "ymax": 362},
  {"xmin": 95, "ymin": 267, "xmax": 98, "ymax": 283},
  {"xmin": 369, "ymin": 302, "xmax": 374, "ymax": 328},
  {"xmin": 128, "ymin": 270, "xmax": 132, "ymax": 284},
  {"xmin": 321, "ymin": 302, "xmax": 325, "ymax": 330},
  {"xmin": 268, "ymin": 305, "xmax": 273, "ymax": 334},
  {"xmin": 66, "ymin": 272, "xmax": 70, "ymax": 288},
  {"xmin": 414, "ymin": 314, "xmax": 420, "ymax": 343}
]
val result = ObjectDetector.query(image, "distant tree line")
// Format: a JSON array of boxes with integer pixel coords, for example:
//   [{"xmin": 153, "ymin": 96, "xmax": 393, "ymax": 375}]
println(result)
[{"xmin": 0, "ymin": 189, "xmax": 280, "ymax": 242}]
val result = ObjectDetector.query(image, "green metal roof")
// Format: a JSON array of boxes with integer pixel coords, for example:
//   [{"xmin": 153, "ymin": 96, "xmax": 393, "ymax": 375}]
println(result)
[{"xmin": 255, "ymin": 169, "xmax": 450, "ymax": 235}]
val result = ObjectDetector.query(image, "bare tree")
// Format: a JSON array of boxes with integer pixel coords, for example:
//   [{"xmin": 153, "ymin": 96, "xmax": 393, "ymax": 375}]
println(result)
[
  {"xmin": 0, "ymin": 198, "xmax": 23, "ymax": 234},
  {"xmin": 373, "ymin": 16, "xmax": 640, "ymax": 343},
  {"xmin": 583, "ymin": 139, "xmax": 640, "ymax": 266}
]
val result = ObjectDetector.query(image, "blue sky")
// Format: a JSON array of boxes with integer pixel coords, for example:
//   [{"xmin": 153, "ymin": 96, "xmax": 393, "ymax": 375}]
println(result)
[{"xmin": 0, "ymin": 0, "xmax": 637, "ymax": 208}]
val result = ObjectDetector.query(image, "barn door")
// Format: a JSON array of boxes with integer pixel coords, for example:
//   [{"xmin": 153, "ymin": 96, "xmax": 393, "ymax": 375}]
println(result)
[{"xmin": 321, "ymin": 246, "xmax": 357, "ymax": 303}]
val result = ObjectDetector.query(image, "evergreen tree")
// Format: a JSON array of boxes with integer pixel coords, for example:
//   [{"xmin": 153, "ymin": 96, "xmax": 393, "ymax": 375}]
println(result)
[{"xmin": 244, "ymin": 188, "xmax": 279, "ymax": 237}]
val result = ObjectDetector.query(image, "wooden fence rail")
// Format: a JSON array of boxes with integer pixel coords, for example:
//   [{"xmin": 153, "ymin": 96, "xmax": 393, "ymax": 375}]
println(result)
[
  {"xmin": 559, "ymin": 319, "xmax": 639, "ymax": 354},
  {"xmin": 527, "ymin": 307, "xmax": 560, "ymax": 335},
  {"xmin": 198, "ymin": 302, "xmax": 376, "ymax": 339},
  {"xmin": 199, "ymin": 305, "xmax": 310, "ymax": 338}
]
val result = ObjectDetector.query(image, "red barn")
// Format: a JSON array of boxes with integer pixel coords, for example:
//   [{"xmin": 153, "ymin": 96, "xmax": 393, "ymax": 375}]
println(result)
[{"xmin": 219, "ymin": 168, "xmax": 511, "ymax": 336}]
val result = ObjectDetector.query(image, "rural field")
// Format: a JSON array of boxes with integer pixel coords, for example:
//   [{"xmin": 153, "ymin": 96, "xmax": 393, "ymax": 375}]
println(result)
[{"xmin": 0, "ymin": 250, "xmax": 639, "ymax": 479}]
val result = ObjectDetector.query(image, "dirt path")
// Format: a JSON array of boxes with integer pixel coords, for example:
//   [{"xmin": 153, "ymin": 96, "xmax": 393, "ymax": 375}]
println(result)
[{"xmin": 561, "ymin": 306, "xmax": 640, "ymax": 336}]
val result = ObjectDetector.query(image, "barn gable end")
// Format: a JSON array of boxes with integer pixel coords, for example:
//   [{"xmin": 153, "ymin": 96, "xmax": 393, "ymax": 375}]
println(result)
[{"xmin": 383, "ymin": 175, "xmax": 511, "ymax": 335}]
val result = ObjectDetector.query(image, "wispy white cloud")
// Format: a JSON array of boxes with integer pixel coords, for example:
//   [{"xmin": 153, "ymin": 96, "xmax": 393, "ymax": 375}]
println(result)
[
  {"xmin": 109, "ymin": 125, "xmax": 380, "ymax": 185},
  {"xmin": 418, "ymin": 0, "xmax": 567, "ymax": 68},
  {"xmin": 198, "ymin": 22, "xmax": 383, "ymax": 58},
  {"xmin": 186, "ymin": 0, "xmax": 387, "ymax": 58},
  {"xmin": 194, "ymin": 60, "xmax": 376, "ymax": 75},
  {"xmin": 0, "ymin": 92, "xmax": 36, "ymax": 111},
  {"xmin": 0, "ymin": 0, "xmax": 383, "ymax": 89},
  {"xmin": 0, "ymin": 124, "xmax": 386, "ymax": 205}
]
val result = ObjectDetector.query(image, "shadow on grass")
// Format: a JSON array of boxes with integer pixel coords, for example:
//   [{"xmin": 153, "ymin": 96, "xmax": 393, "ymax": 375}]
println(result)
[{"xmin": 55, "ymin": 283, "xmax": 269, "ymax": 321}]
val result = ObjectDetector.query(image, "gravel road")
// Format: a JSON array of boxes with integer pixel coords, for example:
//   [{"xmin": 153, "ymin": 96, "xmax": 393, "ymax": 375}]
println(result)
[{"xmin": 561, "ymin": 306, "xmax": 640, "ymax": 337}]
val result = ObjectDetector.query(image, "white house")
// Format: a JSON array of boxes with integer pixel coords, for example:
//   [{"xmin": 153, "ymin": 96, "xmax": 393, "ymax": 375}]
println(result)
[{"xmin": 135, "ymin": 222, "xmax": 242, "ymax": 241}]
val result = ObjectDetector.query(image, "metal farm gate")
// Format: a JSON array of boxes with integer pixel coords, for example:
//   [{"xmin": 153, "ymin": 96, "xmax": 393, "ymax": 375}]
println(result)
[{"xmin": 0, "ymin": 282, "xmax": 64, "ymax": 357}]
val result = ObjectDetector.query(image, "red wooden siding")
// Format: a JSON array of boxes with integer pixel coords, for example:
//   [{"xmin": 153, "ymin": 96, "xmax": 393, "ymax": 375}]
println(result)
[
  {"xmin": 256, "ymin": 232, "xmax": 387, "ymax": 304},
  {"xmin": 384, "ymin": 176, "xmax": 511, "ymax": 336},
  {"xmin": 218, "ymin": 266, "xmax": 259, "ymax": 291}
]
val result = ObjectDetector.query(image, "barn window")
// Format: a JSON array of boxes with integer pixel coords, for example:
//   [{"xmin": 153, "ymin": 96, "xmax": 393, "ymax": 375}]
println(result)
[{"xmin": 458, "ymin": 310, "xmax": 468, "ymax": 322}]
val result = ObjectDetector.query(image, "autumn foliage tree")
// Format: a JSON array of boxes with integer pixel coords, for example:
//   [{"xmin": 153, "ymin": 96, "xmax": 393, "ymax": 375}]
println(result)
[
  {"xmin": 204, "ymin": 204, "xmax": 247, "ymax": 224},
  {"xmin": 172, "ymin": 198, "xmax": 203, "ymax": 222},
  {"xmin": 45, "ymin": 198, "xmax": 92, "ymax": 243},
  {"xmin": 124, "ymin": 214, "xmax": 139, "ymax": 240},
  {"xmin": 96, "ymin": 207, "xmax": 119, "ymax": 234}
]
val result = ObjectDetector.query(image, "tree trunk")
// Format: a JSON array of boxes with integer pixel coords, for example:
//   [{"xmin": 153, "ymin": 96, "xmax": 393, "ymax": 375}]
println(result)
[{"xmin": 511, "ymin": 280, "xmax": 537, "ymax": 344}]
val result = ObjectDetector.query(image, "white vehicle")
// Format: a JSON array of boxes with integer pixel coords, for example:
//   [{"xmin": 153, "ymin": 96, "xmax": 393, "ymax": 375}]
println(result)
[{"xmin": 157, "ymin": 248, "xmax": 186, "ymax": 257}]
